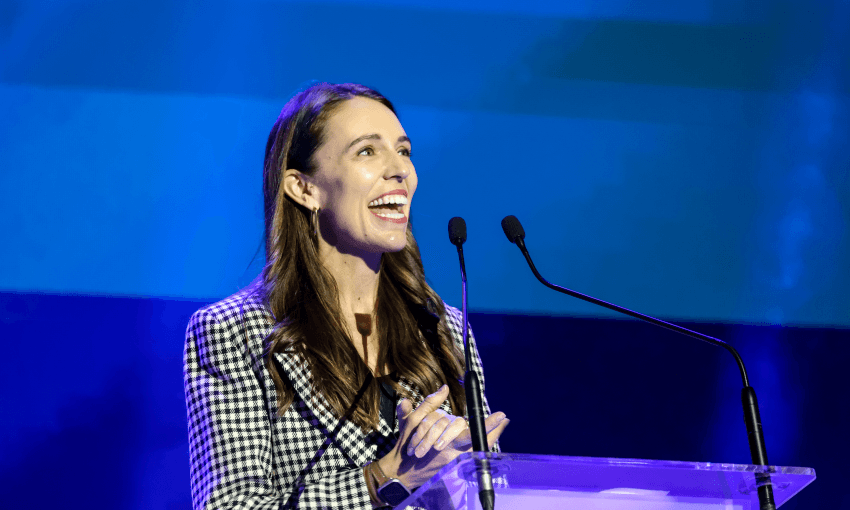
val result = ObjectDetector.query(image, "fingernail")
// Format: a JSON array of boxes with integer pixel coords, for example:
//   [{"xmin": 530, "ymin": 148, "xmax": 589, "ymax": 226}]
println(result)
[
  {"xmin": 407, "ymin": 445, "xmax": 414, "ymax": 456},
  {"xmin": 440, "ymin": 384, "xmax": 448, "ymax": 392},
  {"xmin": 435, "ymin": 440, "xmax": 446, "ymax": 449}
]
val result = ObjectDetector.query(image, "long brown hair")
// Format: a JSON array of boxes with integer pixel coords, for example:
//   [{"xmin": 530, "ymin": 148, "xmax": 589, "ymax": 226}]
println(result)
[{"xmin": 261, "ymin": 82, "xmax": 465, "ymax": 430}]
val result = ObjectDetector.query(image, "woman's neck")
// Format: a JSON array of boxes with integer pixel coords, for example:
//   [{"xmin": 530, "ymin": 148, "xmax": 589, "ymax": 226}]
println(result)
[
  {"xmin": 320, "ymin": 248, "xmax": 381, "ymax": 315},
  {"xmin": 319, "ymin": 245, "xmax": 383, "ymax": 372}
]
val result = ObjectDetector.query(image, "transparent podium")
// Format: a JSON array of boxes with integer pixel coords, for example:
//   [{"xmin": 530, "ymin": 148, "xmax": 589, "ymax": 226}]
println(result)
[{"xmin": 399, "ymin": 452, "xmax": 816, "ymax": 509}]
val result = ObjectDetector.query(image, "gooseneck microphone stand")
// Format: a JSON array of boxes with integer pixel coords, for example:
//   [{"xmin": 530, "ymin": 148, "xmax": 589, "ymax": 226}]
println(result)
[
  {"xmin": 500, "ymin": 215, "xmax": 775, "ymax": 510},
  {"xmin": 449, "ymin": 217, "xmax": 495, "ymax": 510}
]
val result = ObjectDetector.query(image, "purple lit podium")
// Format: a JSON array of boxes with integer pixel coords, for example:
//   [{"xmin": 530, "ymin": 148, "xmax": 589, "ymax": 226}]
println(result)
[{"xmin": 400, "ymin": 452, "xmax": 816, "ymax": 509}]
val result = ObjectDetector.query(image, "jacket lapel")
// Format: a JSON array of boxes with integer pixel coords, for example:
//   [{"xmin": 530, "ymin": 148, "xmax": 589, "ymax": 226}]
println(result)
[
  {"xmin": 273, "ymin": 350, "xmax": 374, "ymax": 466},
  {"xmin": 272, "ymin": 353, "xmax": 453, "ymax": 463}
]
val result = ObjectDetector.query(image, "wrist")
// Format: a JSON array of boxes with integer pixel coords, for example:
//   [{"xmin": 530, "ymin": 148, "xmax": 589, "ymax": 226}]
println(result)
[
  {"xmin": 372, "ymin": 457, "xmax": 413, "ymax": 507},
  {"xmin": 375, "ymin": 456, "xmax": 404, "ymax": 488}
]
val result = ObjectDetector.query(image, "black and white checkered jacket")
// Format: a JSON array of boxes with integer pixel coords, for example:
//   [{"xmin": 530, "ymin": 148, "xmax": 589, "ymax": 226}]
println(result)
[{"xmin": 184, "ymin": 286, "xmax": 494, "ymax": 509}]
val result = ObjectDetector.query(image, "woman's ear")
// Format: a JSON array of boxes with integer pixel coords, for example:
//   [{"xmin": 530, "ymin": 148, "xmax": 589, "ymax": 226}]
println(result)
[{"xmin": 282, "ymin": 169, "xmax": 319, "ymax": 210}]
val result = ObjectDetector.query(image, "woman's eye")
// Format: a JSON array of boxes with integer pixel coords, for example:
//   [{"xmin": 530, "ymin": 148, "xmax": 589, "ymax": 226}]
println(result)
[
  {"xmin": 358, "ymin": 146, "xmax": 375, "ymax": 156},
  {"xmin": 398, "ymin": 147, "xmax": 412, "ymax": 157}
]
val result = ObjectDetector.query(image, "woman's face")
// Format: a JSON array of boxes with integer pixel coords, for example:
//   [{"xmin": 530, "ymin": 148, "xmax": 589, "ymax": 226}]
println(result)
[{"xmin": 309, "ymin": 97, "xmax": 417, "ymax": 255}]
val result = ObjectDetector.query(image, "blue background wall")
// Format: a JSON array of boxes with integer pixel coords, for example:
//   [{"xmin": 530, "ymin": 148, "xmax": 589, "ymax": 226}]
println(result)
[{"xmin": 1, "ymin": 0, "xmax": 848, "ymax": 508}]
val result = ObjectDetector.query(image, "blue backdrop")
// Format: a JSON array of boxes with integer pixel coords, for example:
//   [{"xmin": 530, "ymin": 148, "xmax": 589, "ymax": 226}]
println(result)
[{"xmin": 1, "ymin": 0, "xmax": 848, "ymax": 508}]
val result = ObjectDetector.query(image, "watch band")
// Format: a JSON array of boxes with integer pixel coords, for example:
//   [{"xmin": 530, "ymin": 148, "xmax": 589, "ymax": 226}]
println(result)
[
  {"xmin": 364, "ymin": 464, "xmax": 380, "ymax": 506},
  {"xmin": 370, "ymin": 460, "xmax": 392, "ymax": 487}
]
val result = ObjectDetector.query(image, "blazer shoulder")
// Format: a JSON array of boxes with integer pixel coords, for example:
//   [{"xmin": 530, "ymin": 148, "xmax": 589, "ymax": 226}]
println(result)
[
  {"xmin": 443, "ymin": 302, "xmax": 461, "ymax": 321},
  {"xmin": 189, "ymin": 285, "xmax": 268, "ymax": 325},
  {"xmin": 185, "ymin": 284, "xmax": 272, "ymax": 358},
  {"xmin": 442, "ymin": 302, "xmax": 464, "ymax": 334}
]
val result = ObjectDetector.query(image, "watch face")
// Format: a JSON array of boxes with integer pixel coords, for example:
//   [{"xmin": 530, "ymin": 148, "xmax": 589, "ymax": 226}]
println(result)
[{"xmin": 378, "ymin": 480, "xmax": 411, "ymax": 506}]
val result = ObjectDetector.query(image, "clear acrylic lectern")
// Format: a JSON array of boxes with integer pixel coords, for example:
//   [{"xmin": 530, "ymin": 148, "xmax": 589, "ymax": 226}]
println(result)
[{"xmin": 399, "ymin": 452, "xmax": 816, "ymax": 509}]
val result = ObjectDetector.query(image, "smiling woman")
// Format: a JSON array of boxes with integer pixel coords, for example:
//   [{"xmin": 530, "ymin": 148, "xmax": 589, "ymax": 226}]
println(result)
[
  {"xmin": 183, "ymin": 83, "xmax": 508, "ymax": 510},
  {"xmin": 284, "ymin": 96, "xmax": 418, "ymax": 259}
]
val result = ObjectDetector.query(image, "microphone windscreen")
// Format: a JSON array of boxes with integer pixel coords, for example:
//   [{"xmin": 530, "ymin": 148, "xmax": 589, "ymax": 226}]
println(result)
[
  {"xmin": 501, "ymin": 215, "xmax": 525, "ymax": 244},
  {"xmin": 448, "ymin": 217, "xmax": 467, "ymax": 246}
]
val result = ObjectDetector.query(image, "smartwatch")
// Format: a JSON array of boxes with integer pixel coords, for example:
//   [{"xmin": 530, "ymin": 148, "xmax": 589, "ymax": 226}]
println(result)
[{"xmin": 371, "ymin": 461, "xmax": 412, "ymax": 507}]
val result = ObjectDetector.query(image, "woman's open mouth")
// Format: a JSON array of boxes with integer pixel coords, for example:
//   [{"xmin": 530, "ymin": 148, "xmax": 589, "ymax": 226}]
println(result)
[{"xmin": 368, "ymin": 192, "xmax": 408, "ymax": 223}]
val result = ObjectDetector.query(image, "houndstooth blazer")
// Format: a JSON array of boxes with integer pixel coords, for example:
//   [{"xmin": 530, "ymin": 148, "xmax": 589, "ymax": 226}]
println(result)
[{"xmin": 184, "ymin": 285, "xmax": 494, "ymax": 510}]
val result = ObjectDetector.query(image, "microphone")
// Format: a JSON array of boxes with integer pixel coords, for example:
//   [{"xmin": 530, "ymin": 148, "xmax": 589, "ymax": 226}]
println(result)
[
  {"xmin": 500, "ymin": 215, "xmax": 776, "ymax": 510},
  {"xmin": 500, "ymin": 215, "xmax": 525, "ymax": 246},
  {"xmin": 448, "ymin": 217, "xmax": 495, "ymax": 510},
  {"xmin": 449, "ymin": 217, "xmax": 467, "ymax": 246}
]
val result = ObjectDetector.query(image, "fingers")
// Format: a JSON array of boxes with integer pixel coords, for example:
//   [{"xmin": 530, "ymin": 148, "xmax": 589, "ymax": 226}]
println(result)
[
  {"xmin": 486, "ymin": 416, "xmax": 510, "ymax": 450},
  {"xmin": 434, "ymin": 415, "xmax": 469, "ymax": 451},
  {"xmin": 396, "ymin": 388, "xmax": 510, "ymax": 459},
  {"xmin": 407, "ymin": 409, "xmax": 451, "ymax": 457},
  {"xmin": 453, "ymin": 412, "xmax": 508, "ymax": 448},
  {"xmin": 415, "ymin": 384, "xmax": 450, "ymax": 416},
  {"xmin": 397, "ymin": 385, "xmax": 450, "ymax": 437},
  {"xmin": 483, "ymin": 412, "xmax": 507, "ymax": 432}
]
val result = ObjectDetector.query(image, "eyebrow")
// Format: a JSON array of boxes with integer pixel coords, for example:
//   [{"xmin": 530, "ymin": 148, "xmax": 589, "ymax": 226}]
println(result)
[{"xmin": 346, "ymin": 134, "xmax": 411, "ymax": 150}]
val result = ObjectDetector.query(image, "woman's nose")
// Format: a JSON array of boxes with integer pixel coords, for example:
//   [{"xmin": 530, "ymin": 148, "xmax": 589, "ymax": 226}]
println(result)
[{"xmin": 384, "ymin": 153, "xmax": 411, "ymax": 181}]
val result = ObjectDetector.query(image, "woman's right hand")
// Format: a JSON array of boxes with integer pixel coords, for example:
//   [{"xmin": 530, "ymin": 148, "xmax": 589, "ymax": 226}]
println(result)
[{"xmin": 376, "ymin": 385, "xmax": 509, "ymax": 490}]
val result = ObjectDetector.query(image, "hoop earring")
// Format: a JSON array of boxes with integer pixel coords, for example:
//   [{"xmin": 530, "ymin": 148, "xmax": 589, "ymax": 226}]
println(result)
[{"xmin": 311, "ymin": 207, "xmax": 320, "ymax": 238}]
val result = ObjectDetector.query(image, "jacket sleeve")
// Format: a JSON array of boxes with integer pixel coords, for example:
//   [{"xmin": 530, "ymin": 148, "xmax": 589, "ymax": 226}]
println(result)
[
  {"xmin": 183, "ymin": 307, "xmax": 373, "ymax": 510},
  {"xmin": 443, "ymin": 306, "xmax": 500, "ymax": 453}
]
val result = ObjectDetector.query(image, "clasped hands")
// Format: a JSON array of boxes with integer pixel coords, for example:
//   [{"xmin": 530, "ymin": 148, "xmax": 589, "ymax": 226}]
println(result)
[{"xmin": 375, "ymin": 384, "xmax": 509, "ymax": 490}]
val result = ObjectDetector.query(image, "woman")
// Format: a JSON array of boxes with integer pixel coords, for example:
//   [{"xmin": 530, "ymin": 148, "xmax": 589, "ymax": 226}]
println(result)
[{"xmin": 184, "ymin": 82, "xmax": 508, "ymax": 509}]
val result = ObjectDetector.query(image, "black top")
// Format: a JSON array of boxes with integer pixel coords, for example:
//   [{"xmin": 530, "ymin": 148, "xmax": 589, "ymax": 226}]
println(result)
[{"xmin": 378, "ymin": 376, "xmax": 397, "ymax": 434}]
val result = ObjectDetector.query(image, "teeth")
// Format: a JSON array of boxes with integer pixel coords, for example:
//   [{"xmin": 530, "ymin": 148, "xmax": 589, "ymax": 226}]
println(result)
[
  {"xmin": 373, "ymin": 211, "xmax": 405, "ymax": 219},
  {"xmin": 368, "ymin": 194, "xmax": 408, "ymax": 207}
]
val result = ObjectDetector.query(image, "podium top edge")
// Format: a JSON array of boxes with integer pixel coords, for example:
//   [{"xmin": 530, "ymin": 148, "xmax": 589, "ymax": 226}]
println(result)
[{"xmin": 457, "ymin": 452, "xmax": 816, "ymax": 476}]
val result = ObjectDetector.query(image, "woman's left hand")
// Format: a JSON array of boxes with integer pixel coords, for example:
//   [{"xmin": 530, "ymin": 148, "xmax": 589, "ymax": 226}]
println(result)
[
  {"xmin": 406, "ymin": 406, "xmax": 470, "ymax": 458},
  {"xmin": 376, "ymin": 385, "xmax": 509, "ymax": 490}
]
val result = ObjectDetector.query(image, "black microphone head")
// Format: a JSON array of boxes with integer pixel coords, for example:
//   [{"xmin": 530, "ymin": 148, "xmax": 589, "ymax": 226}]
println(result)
[
  {"xmin": 448, "ymin": 217, "xmax": 467, "ymax": 246},
  {"xmin": 501, "ymin": 215, "xmax": 525, "ymax": 244}
]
